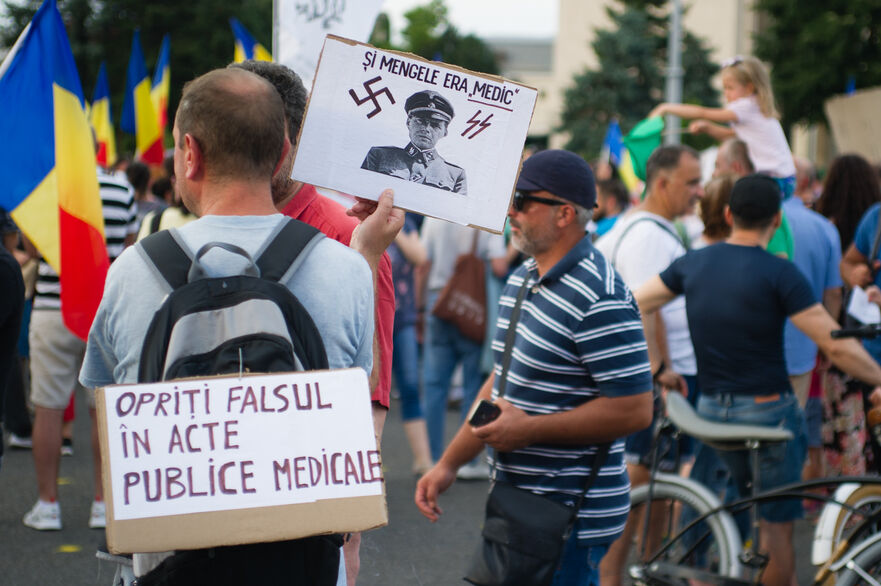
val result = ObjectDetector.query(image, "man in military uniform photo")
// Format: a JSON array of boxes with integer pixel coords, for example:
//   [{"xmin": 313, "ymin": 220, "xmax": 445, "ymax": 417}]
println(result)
[{"xmin": 361, "ymin": 90, "xmax": 467, "ymax": 195}]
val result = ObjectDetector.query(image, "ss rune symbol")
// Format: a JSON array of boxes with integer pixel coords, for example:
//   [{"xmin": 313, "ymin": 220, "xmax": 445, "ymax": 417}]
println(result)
[
  {"xmin": 462, "ymin": 110, "xmax": 493, "ymax": 139},
  {"xmin": 349, "ymin": 76, "xmax": 396, "ymax": 119}
]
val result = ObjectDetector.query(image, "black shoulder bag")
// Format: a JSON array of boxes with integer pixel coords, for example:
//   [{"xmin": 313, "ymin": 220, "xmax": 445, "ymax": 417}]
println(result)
[{"xmin": 464, "ymin": 273, "xmax": 611, "ymax": 586}]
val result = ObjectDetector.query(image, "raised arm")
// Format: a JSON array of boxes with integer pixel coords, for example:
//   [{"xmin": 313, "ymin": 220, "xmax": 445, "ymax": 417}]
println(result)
[
  {"xmin": 790, "ymin": 303, "xmax": 881, "ymax": 386},
  {"xmin": 649, "ymin": 102, "xmax": 737, "ymax": 124}
]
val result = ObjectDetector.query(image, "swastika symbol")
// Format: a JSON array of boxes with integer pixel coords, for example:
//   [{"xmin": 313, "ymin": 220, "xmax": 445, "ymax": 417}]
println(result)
[
  {"xmin": 349, "ymin": 76, "xmax": 395, "ymax": 119},
  {"xmin": 462, "ymin": 110, "xmax": 493, "ymax": 139}
]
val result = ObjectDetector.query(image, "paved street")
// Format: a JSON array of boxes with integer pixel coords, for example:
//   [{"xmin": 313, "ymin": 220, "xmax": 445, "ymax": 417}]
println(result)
[
  {"xmin": 1, "ymin": 390, "xmax": 817, "ymax": 584},
  {"xmin": 0, "ymin": 391, "xmax": 488, "ymax": 585}
]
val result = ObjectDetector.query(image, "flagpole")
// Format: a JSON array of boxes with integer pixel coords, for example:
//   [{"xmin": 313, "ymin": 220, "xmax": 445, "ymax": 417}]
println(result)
[{"xmin": 0, "ymin": 21, "xmax": 31, "ymax": 80}]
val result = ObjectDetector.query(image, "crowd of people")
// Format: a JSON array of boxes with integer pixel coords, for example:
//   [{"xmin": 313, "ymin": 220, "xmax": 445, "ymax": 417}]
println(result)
[{"xmin": 2, "ymin": 53, "xmax": 881, "ymax": 586}]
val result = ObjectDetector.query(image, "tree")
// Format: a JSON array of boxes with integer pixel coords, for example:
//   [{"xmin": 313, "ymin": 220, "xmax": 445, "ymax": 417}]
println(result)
[
  {"xmin": 1, "ymin": 0, "xmax": 272, "ymax": 156},
  {"xmin": 559, "ymin": 0, "xmax": 718, "ymax": 162},
  {"xmin": 753, "ymin": 0, "xmax": 881, "ymax": 131},
  {"xmin": 370, "ymin": 0, "xmax": 498, "ymax": 75}
]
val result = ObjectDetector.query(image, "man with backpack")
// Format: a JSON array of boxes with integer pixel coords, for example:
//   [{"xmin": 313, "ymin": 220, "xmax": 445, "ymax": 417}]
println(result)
[{"xmin": 79, "ymin": 68, "xmax": 401, "ymax": 584}]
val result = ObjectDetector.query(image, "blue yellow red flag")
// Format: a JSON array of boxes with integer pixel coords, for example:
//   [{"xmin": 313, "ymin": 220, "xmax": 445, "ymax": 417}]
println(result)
[
  {"xmin": 90, "ymin": 62, "xmax": 116, "ymax": 168},
  {"xmin": 0, "ymin": 0, "xmax": 109, "ymax": 339},
  {"xmin": 121, "ymin": 30, "xmax": 163, "ymax": 165},
  {"xmin": 230, "ymin": 18, "xmax": 272, "ymax": 62},
  {"xmin": 151, "ymin": 34, "xmax": 170, "ymax": 139}
]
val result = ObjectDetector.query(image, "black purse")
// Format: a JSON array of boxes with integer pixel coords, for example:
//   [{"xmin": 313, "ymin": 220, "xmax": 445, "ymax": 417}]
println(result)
[{"xmin": 464, "ymin": 275, "xmax": 610, "ymax": 586}]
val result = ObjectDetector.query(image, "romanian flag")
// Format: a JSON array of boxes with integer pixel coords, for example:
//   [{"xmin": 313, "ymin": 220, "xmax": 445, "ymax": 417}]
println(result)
[
  {"xmin": 230, "ymin": 18, "xmax": 272, "ymax": 62},
  {"xmin": 151, "ymin": 34, "xmax": 170, "ymax": 138},
  {"xmin": 121, "ymin": 30, "xmax": 163, "ymax": 165},
  {"xmin": 89, "ymin": 62, "xmax": 116, "ymax": 168},
  {"xmin": 0, "ymin": 0, "xmax": 108, "ymax": 339}
]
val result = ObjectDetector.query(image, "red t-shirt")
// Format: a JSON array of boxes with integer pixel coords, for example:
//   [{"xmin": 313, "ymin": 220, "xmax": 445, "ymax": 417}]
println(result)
[{"xmin": 281, "ymin": 184, "xmax": 394, "ymax": 408}]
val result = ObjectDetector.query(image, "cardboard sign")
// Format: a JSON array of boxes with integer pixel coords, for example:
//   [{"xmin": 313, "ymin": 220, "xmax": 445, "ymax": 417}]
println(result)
[
  {"xmin": 96, "ymin": 369, "xmax": 386, "ymax": 553},
  {"xmin": 275, "ymin": 0, "xmax": 384, "ymax": 87},
  {"xmin": 291, "ymin": 35, "xmax": 538, "ymax": 233},
  {"xmin": 825, "ymin": 87, "xmax": 881, "ymax": 163}
]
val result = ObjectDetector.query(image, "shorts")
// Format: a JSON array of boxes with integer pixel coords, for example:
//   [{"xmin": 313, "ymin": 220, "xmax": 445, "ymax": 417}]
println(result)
[
  {"xmin": 697, "ymin": 392, "xmax": 806, "ymax": 523},
  {"xmin": 29, "ymin": 309, "xmax": 92, "ymax": 409},
  {"xmin": 625, "ymin": 376, "xmax": 699, "ymax": 471}
]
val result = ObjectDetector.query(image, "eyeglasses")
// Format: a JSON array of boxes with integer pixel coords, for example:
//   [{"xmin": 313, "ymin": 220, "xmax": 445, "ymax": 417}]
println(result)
[{"xmin": 512, "ymin": 190, "xmax": 568, "ymax": 212}]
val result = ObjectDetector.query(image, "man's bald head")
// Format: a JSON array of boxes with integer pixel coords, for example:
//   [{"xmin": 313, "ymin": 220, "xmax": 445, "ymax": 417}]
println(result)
[
  {"xmin": 175, "ymin": 68, "xmax": 286, "ymax": 182},
  {"xmin": 228, "ymin": 60, "xmax": 307, "ymax": 143},
  {"xmin": 714, "ymin": 138, "xmax": 754, "ymax": 178}
]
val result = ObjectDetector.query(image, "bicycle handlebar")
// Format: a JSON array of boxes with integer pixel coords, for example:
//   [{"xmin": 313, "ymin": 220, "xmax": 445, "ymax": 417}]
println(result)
[{"xmin": 831, "ymin": 324, "xmax": 881, "ymax": 339}]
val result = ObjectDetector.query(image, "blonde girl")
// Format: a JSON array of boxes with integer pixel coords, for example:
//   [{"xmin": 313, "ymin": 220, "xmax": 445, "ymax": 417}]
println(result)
[{"xmin": 649, "ymin": 56, "xmax": 796, "ymax": 197}]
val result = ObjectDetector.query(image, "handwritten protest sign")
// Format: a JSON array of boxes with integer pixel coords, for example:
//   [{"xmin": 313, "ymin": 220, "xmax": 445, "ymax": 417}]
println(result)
[
  {"xmin": 291, "ymin": 35, "xmax": 538, "ymax": 233},
  {"xmin": 275, "ymin": 0, "xmax": 383, "ymax": 87},
  {"xmin": 97, "ymin": 369, "xmax": 386, "ymax": 553}
]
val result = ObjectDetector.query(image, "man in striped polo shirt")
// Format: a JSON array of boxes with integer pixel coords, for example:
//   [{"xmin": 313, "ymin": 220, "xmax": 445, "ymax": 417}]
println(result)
[
  {"xmin": 416, "ymin": 150, "xmax": 653, "ymax": 584},
  {"xmin": 23, "ymin": 167, "xmax": 137, "ymax": 531}
]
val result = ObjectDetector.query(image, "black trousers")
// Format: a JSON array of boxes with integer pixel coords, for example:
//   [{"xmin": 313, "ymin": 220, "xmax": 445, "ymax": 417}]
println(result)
[{"xmin": 137, "ymin": 535, "xmax": 344, "ymax": 586}]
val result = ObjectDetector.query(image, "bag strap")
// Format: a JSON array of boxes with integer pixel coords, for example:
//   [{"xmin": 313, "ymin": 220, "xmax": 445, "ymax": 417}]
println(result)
[
  {"xmin": 137, "ymin": 228, "xmax": 192, "ymax": 291},
  {"xmin": 149, "ymin": 207, "xmax": 165, "ymax": 235},
  {"xmin": 611, "ymin": 215, "xmax": 684, "ymax": 269},
  {"xmin": 255, "ymin": 218, "xmax": 323, "ymax": 282},
  {"xmin": 496, "ymin": 272, "xmax": 531, "ymax": 399}
]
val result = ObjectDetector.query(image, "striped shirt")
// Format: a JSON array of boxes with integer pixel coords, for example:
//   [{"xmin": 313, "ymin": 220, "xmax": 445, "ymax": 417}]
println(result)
[
  {"xmin": 491, "ymin": 235, "xmax": 652, "ymax": 546},
  {"xmin": 34, "ymin": 170, "xmax": 137, "ymax": 310}
]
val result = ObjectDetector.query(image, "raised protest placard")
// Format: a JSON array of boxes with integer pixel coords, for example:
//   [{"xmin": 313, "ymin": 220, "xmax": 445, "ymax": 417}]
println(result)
[
  {"xmin": 291, "ymin": 35, "xmax": 538, "ymax": 233},
  {"xmin": 96, "ymin": 368, "xmax": 386, "ymax": 553}
]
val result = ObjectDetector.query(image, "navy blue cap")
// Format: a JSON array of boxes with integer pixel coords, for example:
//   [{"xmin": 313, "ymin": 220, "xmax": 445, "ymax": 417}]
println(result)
[
  {"xmin": 516, "ymin": 149, "xmax": 597, "ymax": 208},
  {"xmin": 729, "ymin": 174, "xmax": 781, "ymax": 222},
  {"xmin": 405, "ymin": 90, "xmax": 454, "ymax": 122}
]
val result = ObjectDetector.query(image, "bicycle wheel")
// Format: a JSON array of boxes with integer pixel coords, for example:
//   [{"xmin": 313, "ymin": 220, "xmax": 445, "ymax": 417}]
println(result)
[
  {"xmin": 833, "ymin": 485, "xmax": 881, "ymax": 549},
  {"xmin": 836, "ymin": 536, "xmax": 881, "ymax": 586},
  {"xmin": 628, "ymin": 473, "xmax": 743, "ymax": 584}
]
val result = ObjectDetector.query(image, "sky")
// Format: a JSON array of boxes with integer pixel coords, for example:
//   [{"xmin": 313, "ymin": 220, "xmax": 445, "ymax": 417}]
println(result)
[{"xmin": 381, "ymin": 0, "xmax": 558, "ymax": 40}]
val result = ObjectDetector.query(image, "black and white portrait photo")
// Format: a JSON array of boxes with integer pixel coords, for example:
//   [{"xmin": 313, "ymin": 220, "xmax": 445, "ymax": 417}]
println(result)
[{"xmin": 361, "ymin": 90, "xmax": 467, "ymax": 194}]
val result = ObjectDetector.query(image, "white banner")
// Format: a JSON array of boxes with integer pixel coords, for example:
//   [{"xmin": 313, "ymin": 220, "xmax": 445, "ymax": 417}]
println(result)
[
  {"xmin": 100, "ymin": 369, "xmax": 381, "ymax": 521},
  {"xmin": 275, "ymin": 0, "xmax": 384, "ymax": 87}
]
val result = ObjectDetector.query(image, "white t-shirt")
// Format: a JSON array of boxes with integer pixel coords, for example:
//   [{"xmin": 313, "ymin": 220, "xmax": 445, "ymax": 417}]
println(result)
[
  {"xmin": 727, "ymin": 95, "xmax": 796, "ymax": 178},
  {"xmin": 596, "ymin": 211, "xmax": 697, "ymax": 375},
  {"xmin": 421, "ymin": 217, "xmax": 507, "ymax": 291}
]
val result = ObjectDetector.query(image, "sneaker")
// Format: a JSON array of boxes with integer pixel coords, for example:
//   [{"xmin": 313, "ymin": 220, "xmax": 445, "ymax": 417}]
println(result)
[
  {"xmin": 457, "ymin": 461, "xmax": 490, "ymax": 481},
  {"xmin": 89, "ymin": 500, "xmax": 106, "ymax": 529},
  {"xmin": 61, "ymin": 438, "xmax": 74, "ymax": 457},
  {"xmin": 8, "ymin": 433, "xmax": 32, "ymax": 449},
  {"xmin": 23, "ymin": 500, "xmax": 62, "ymax": 531}
]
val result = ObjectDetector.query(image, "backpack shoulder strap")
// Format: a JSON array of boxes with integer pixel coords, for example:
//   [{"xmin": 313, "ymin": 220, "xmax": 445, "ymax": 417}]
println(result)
[
  {"xmin": 611, "ymin": 215, "xmax": 683, "ymax": 269},
  {"xmin": 136, "ymin": 228, "xmax": 192, "ymax": 292},
  {"xmin": 256, "ymin": 218, "xmax": 324, "ymax": 282},
  {"xmin": 149, "ymin": 208, "xmax": 165, "ymax": 235}
]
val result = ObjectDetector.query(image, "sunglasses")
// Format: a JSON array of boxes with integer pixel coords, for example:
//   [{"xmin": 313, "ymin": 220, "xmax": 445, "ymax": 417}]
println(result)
[{"xmin": 512, "ymin": 190, "xmax": 567, "ymax": 212}]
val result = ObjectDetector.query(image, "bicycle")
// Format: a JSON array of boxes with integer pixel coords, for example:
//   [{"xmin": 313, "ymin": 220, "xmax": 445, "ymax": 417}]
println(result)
[{"xmin": 627, "ymin": 390, "xmax": 881, "ymax": 585}]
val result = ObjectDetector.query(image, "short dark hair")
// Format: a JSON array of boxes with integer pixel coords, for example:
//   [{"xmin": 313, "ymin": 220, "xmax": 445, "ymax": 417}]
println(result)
[
  {"xmin": 228, "ymin": 60, "xmax": 307, "ymax": 142},
  {"xmin": 176, "ymin": 68, "xmax": 285, "ymax": 182},
  {"xmin": 125, "ymin": 161, "xmax": 150, "ymax": 194},
  {"xmin": 597, "ymin": 179, "xmax": 629, "ymax": 211},
  {"xmin": 645, "ymin": 144, "xmax": 699, "ymax": 187},
  {"xmin": 729, "ymin": 174, "xmax": 781, "ymax": 231}
]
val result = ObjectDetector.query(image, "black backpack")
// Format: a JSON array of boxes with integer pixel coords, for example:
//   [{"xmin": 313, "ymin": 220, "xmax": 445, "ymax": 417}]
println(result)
[
  {"xmin": 134, "ymin": 217, "xmax": 342, "ymax": 585},
  {"xmin": 136, "ymin": 217, "xmax": 329, "ymax": 382}
]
